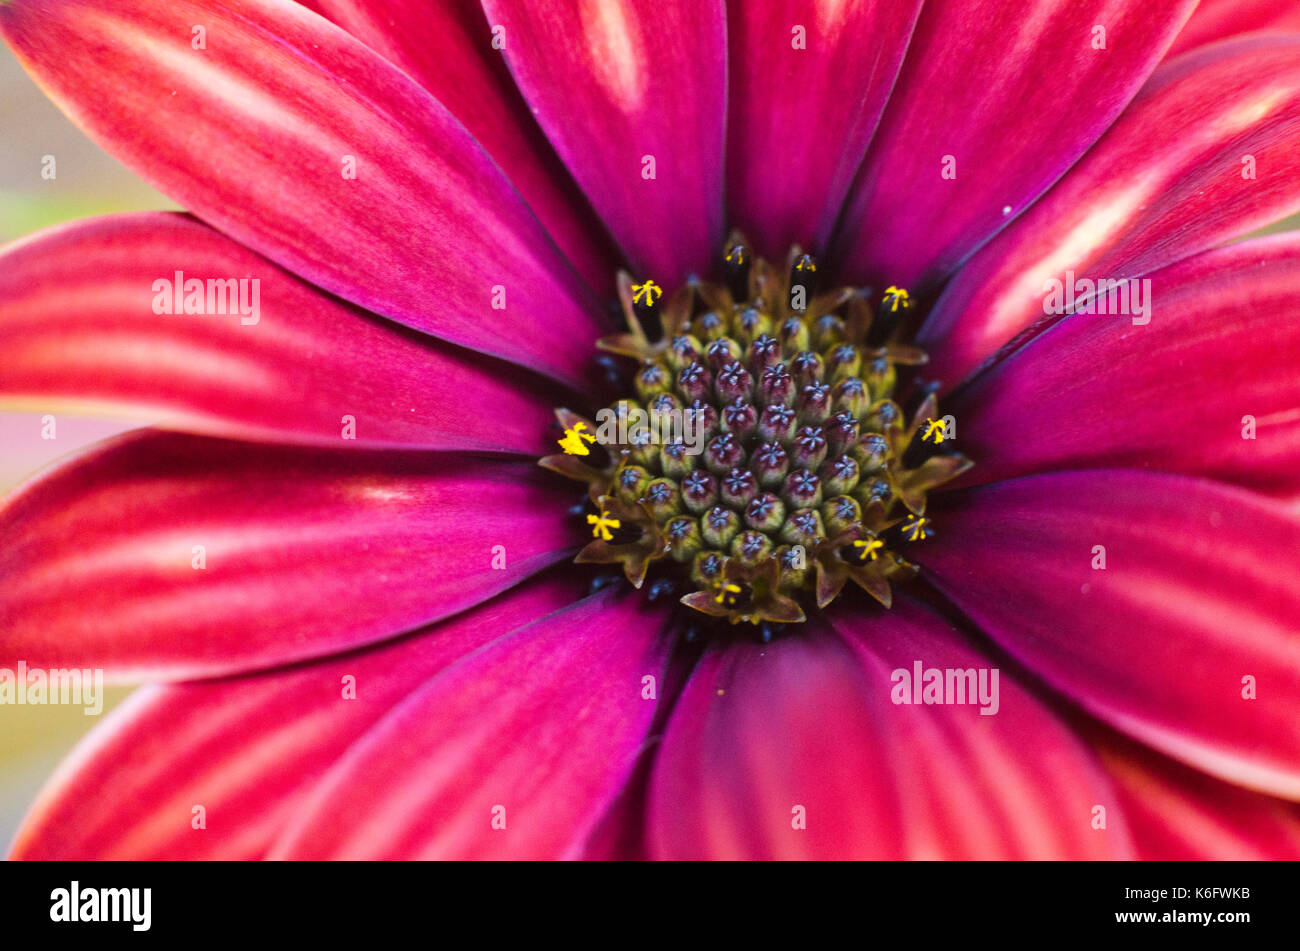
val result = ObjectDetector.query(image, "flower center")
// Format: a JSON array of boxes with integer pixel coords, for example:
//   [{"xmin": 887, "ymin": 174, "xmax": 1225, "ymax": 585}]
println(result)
[{"xmin": 540, "ymin": 238, "xmax": 972, "ymax": 637}]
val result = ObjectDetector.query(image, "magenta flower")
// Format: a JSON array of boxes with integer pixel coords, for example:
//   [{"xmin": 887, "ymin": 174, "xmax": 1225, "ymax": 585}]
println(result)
[{"xmin": 3, "ymin": 0, "xmax": 1300, "ymax": 860}]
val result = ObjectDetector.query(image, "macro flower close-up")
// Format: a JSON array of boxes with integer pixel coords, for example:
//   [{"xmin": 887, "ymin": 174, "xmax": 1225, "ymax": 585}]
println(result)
[{"xmin": 2, "ymin": 0, "xmax": 1300, "ymax": 862}]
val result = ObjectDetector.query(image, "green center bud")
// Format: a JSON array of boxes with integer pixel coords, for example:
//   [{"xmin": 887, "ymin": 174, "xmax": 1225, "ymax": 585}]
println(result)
[{"xmin": 539, "ymin": 238, "xmax": 973, "ymax": 635}]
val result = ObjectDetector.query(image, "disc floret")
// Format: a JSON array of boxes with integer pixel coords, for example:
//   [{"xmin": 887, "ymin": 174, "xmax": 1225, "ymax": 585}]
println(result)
[{"xmin": 540, "ymin": 238, "xmax": 972, "ymax": 632}]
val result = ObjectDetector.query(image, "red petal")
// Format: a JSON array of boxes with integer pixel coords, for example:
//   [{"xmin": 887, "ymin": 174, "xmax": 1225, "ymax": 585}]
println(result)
[
  {"xmin": 0, "ymin": 430, "xmax": 575, "ymax": 680},
  {"xmin": 313, "ymin": 0, "xmax": 618, "ymax": 293},
  {"xmin": 1167, "ymin": 0, "xmax": 1300, "ymax": 59},
  {"xmin": 835, "ymin": 0, "xmax": 1195, "ymax": 290},
  {"xmin": 726, "ymin": 0, "xmax": 922, "ymax": 258},
  {"xmin": 0, "ymin": 0, "xmax": 605, "ymax": 387},
  {"xmin": 1094, "ymin": 732, "xmax": 1300, "ymax": 859},
  {"xmin": 950, "ymin": 232, "xmax": 1300, "ymax": 495},
  {"xmin": 271, "ymin": 586, "xmax": 672, "ymax": 859},
  {"xmin": 484, "ymin": 0, "xmax": 726, "ymax": 285},
  {"xmin": 9, "ymin": 576, "xmax": 577, "ymax": 859},
  {"xmin": 0, "ymin": 213, "xmax": 571, "ymax": 453},
  {"xmin": 647, "ymin": 598, "xmax": 1132, "ymax": 859},
  {"xmin": 924, "ymin": 470, "xmax": 1300, "ymax": 799},
  {"xmin": 922, "ymin": 35, "xmax": 1300, "ymax": 387}
]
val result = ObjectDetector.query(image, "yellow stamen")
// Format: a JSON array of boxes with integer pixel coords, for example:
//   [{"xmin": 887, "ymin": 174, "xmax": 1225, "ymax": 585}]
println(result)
[
  {"xmin": 883, "ymin": 285, "xmax": 910, "ymax": 312},
  {"xmin": 587, "ymin": 511, "xmax": 622, "ymax": 541},
  {"xmin": 853, "ymin": 538, "xmax": 884, "ymax": 562},
  {"xmin": 922, "ymin": 417, "xmax": 946, "ymax": 444},
  {"xmin": 725, "ymin": 247, "xmax": 746, "ymax": 266},
  {"xmin": 902, "ymin": 515, "xmax": 931, "ymax": 542},
  {"xmin": 631, "ymin": 279, "xmax": 663, "ymax": 306},
  {"xmin": 558, "ymin": 421, "xmax": 597, "ymax": 456},
  {"xmin": 714, "ymin": 581, "xmax": 742, "ymax": 605}
]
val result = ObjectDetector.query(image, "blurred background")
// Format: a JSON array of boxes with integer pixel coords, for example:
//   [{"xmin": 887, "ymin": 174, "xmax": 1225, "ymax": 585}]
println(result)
[{"xmin": 0, "ymin": 46, "xmax": 175, "ymax": 850}]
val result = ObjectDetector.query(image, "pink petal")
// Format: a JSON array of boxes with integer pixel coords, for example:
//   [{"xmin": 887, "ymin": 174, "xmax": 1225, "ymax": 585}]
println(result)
[
  {"xmin": 574, "ymin": 758, "xmax": 653, "ymax": 860},
  {"xmin": 648, "ymin": 627, "xmax": 893, "ymax": 860},
  {"xmin": 647, "ymin": 597, "xmax": 1132, "ymax": 859},
  {"xmin": 270, "ymin": 586, "xmax": 672, "ymax": 859},
  {"xmin": 0, "ymin": 0, "xmax": 605, "ymax": 387},
  {"xmin": 1094, "ymin": 732, "xmax": 1300, "ymax": 859},
  {"xmin": 726, "ymin": 0, "xmax": 922, "ymax": 258},
  {"xmin": 0, "ymin": 429, "xmax": 576, "ymax": 681},
  {"xmin": 8, "ymin": 576, "xmax": 577, "ymax": 859},
  {"xmin": 483, "ymin": 0, "xmax": 726, "ymax": 286},
  {"xmin": 573, "ymin": 637, "xmax": 699, "ymax": 860},
  {"xmin": 0, "ymin": 212, "xmax": 571, "ymax": 454},
  {"xmin": 922, "ymin": 35, "xmax": 1300, "ymax": 387},
  {"xmin": 923, "ymin": 470, "xmax": 1300, "ymax": 799},
  {"xmin": 949, "ymin": 232, "xmax": 1300, "ymax": 494},
  {"xmin": 313, "ymin": 0, "xmax": 618, "ymax": 294},
  {"xmin": 834, "ymin": 0, "xmax": 1195, "ymax": 291},
  {"xmin": 1167, "ymin": 0, "xmax": 1300, "ymax": 59}
]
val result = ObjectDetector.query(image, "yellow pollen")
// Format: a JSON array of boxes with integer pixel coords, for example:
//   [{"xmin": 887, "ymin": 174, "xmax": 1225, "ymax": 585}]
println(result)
[
  {"xmin": 587, "ymin": 511, "xmax": 621, "ymax": 541},
  {"xmin": 559, "ymin": 421, "xmax": 597, "ymax": 455},
  {"xmin": 902, "ymin": 515, "xmax": 931, "ymax": 542},
  {"xmin": 922, "ymin": 418, "xmax": 946, "ymax": 444},
  {"xmin": 631, "ymin": 279, "xmax": 663, "ymax": 306},
  {"xmin": 884, "ymin": 285, "xmax": 910, "ymax": 312},
  {"xmin": 853, "ymin": 538, "xmax": 884, "ymax": 561},
  {"xmin": 714, "ymin": 581, "xmax": 742, "ymax": 605}
]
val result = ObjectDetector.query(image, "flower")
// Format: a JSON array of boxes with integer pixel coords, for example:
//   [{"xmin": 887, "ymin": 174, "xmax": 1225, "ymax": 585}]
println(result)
[{"xmin": 2, "ymin": 0, "xmax": 1300, "ymax": 860}]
